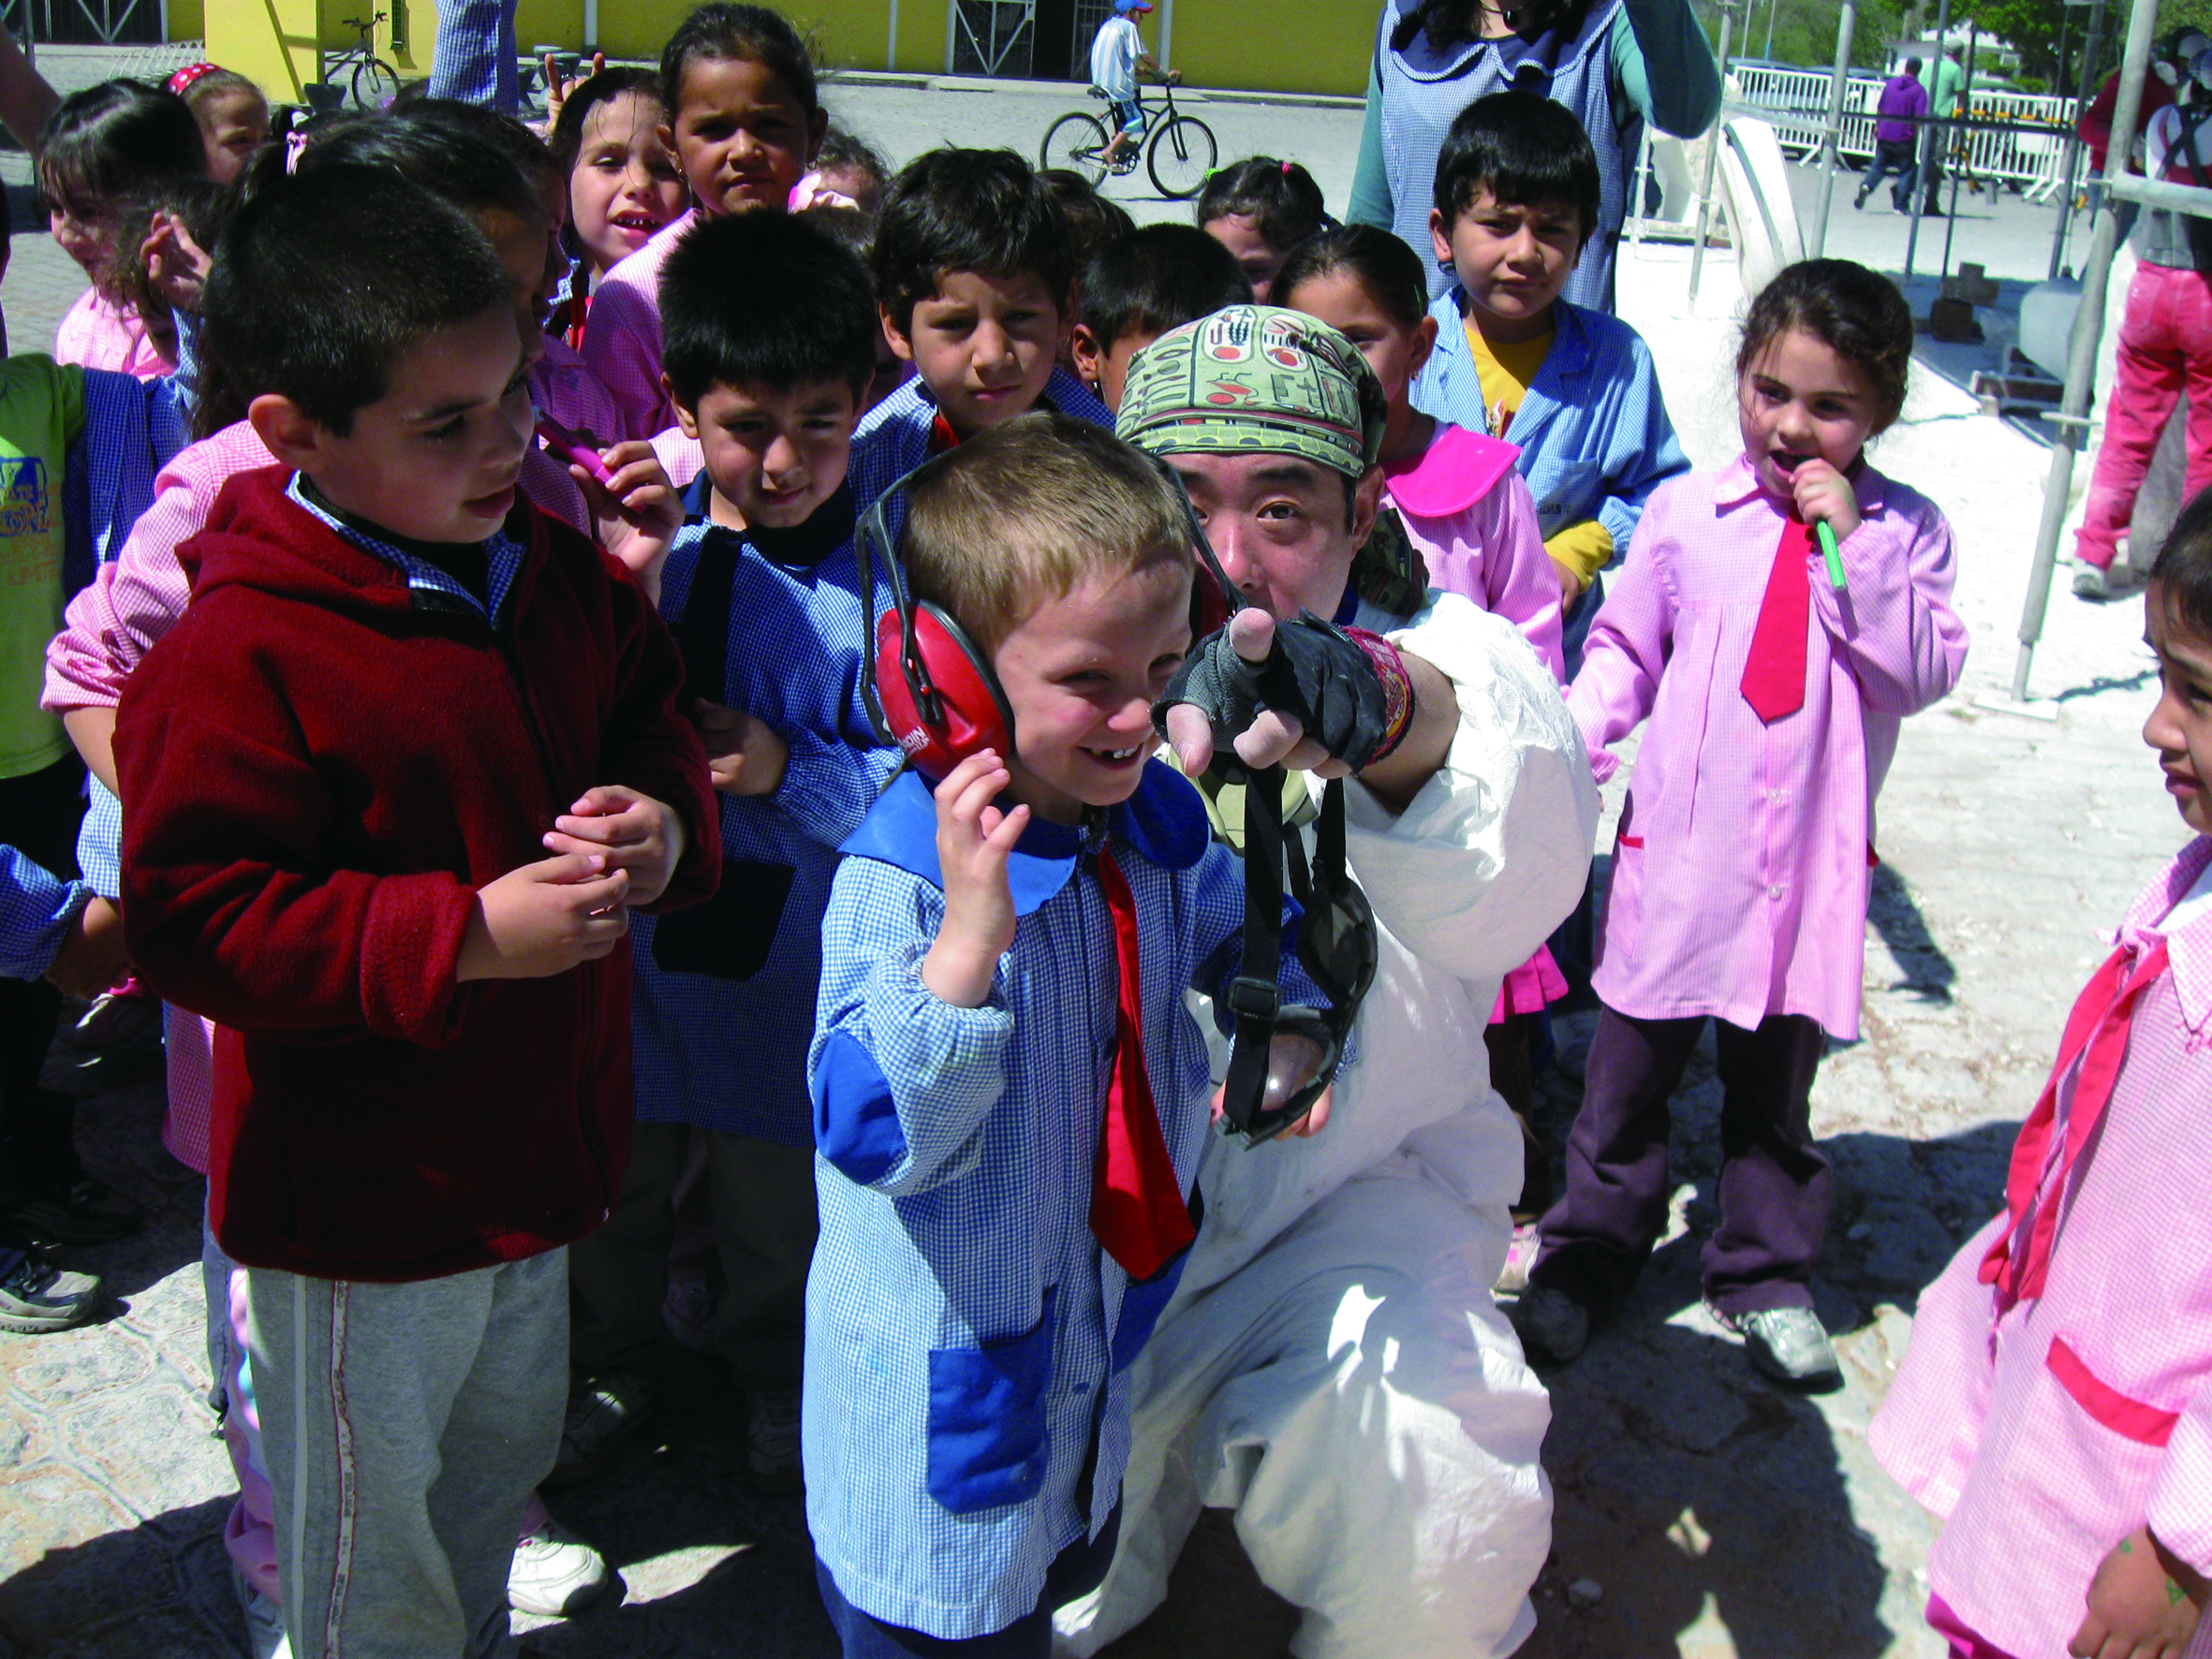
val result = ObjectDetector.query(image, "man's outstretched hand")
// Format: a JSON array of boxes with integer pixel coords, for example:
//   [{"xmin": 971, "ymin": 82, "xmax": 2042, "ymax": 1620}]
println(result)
[{"xmin": 1158, "ymin": 608, "xmax": 1386, "ymax": 780}]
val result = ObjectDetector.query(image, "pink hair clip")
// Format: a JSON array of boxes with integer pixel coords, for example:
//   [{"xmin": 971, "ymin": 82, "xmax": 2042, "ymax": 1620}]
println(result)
[
  {"xmin": 1281, "ymin": 159, "xmax": 1292, "ymax": 175},
  {"xmin": 285, "ymin": 129, "xmax": 309, "ymax": 174}
]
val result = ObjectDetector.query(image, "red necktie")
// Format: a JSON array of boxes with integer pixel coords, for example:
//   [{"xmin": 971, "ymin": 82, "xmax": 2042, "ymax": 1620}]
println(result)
[
  {"xmin": 1089, "ymin": 845, "xmax": 1196, "ymax": 1282},
  {"xmin": 1979, "ymin": 933, "xmax": 2171, "ymax": 1312},
  {"xmin": 1741, "ymin": 516, "xmax": 1813, "ymax": 723}
]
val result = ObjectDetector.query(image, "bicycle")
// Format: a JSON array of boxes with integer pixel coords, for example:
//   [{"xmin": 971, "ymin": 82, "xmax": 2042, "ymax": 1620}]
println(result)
[
  {"xmin": 1040, "ymin": 81, "xmax": 1217, "ymax": 200},
  {"xmin": 326, "ymin": 12, "xmax": 400, "ymax": 110}
]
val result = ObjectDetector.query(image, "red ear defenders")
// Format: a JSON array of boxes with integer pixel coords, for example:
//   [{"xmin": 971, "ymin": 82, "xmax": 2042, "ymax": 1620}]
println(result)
[{"xmin": 855, "ymin": 454, "xmax": 1238, "ymax": 783}]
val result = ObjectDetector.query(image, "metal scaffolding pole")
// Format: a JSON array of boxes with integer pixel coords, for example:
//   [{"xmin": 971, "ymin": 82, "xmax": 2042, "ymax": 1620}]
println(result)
[
  {"xmin": 1686, "ymin": 0, "xmax": 1738, "ymax": 308},
  {"xmin": 2011, "ymin": 0, "xmax": 2163, "ymax": 701},
  {"xmin": 1903, "ymin": 0, "xmax": 1950, "ymax": 284},
  {"xmin": 2049, "ymin": 0, "xmax": 2108, "ymax": 282},
  {"xmin": 1809, "ymin": 0, "xmax": 1858, "ymax": 255}
]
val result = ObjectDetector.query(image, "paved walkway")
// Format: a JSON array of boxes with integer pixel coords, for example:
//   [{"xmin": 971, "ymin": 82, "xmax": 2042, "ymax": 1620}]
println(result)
[{"xmin": 0, "ymin": 72, "xmax": 2184, "ymax": 1659}]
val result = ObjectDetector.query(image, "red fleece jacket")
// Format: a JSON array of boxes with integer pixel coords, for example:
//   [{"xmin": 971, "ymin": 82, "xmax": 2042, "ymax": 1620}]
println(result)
[{"xmin": 113, "ymin": 467, "xmax": 720, "ymax": 1282}]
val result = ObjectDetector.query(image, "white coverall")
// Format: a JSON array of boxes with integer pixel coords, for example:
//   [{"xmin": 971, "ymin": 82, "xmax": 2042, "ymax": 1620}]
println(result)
[{"xmin": 1054, "ymin": 595, "xmax": 1600, "ymax": 1659}]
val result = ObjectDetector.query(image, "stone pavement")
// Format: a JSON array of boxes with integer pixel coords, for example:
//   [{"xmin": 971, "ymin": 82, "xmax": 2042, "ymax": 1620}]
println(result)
[{"xmin": 0, "ymin": 72, "xmax": 2189, "ymax": 1659}]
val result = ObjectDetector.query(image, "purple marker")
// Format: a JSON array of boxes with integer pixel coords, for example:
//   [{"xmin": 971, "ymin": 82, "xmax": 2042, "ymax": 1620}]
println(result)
[{"xmin": 536, "ymin": 414, "xmax": 612, "ymax": 486}]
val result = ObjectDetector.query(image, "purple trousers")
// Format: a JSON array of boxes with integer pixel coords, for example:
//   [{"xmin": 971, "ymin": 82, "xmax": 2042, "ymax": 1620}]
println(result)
[{"xmin": 1529, "ymin": 1006, "xmax": 1830, "ymax": 1315}]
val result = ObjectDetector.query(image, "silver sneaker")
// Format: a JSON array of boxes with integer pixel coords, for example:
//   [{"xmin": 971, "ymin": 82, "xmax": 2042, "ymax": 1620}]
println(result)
[
  {"xmin": 230, "ymin": 1563, "xmax": 291, "ymax": 1659},
  {"xmin": 746, "ymin": 1386, "xmax": 804, "ymax": 1495},
  {"xmin": 2072, "ymin": 563, "xmax": 2111, "ymax": 601},
  {"xmin": 547, "ymin": 1370, "xmax": 653, "ymax": 1488},
  {"xmin": 1509, "ymin": 1285, "xmax": 1590, "ymax": 1365},
  {"xmin": 1716, "ymin": 1303, "xmax": 1842, "ymax": 1389},
  {"xmin": 509, "ymin": 1513, "xmax": 612, "ymax": 1617}
]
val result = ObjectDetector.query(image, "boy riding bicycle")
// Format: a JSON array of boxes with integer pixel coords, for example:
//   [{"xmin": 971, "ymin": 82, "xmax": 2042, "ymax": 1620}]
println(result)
[{"xmin": 1093, "ymin": 0, "xmax": 1177, "ymax": 171}]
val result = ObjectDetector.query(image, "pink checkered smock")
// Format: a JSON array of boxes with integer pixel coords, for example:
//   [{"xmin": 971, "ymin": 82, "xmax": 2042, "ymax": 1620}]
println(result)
[{"xmin": 1872, "ymin": 836, "xmax": 2212, "ymax": 1659}]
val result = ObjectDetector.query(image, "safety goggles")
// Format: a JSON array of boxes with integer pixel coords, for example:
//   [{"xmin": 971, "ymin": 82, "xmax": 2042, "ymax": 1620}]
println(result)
[{"xmin": 1218, "ymin": 771, "xmax": 1377, "ymax": 1144}]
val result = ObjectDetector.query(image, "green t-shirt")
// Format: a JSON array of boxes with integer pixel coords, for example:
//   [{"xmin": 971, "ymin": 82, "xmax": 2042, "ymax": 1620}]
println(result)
[
  {"xmin": 0, "ymin": 355, "xmax": 84, "ymax": 780},
  {"xmin": 1920, "ymin": 56, "xmax": 1967, "ymax": 117}
]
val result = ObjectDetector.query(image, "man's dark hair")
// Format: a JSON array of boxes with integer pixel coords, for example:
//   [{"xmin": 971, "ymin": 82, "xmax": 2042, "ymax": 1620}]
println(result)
[
  {"xmin": 873, "ymin": 148, "xmax": 1073, "ymax": 333},
  {"xmin": 1432, "ymin": 89, "xmax": 1601, "ymax": 240},
  {"xmin": 1904, "ymin": 56, "xmax": 1924, "ymax": 75},
  {"xmin": 661, "ymin": 210, "xmax": 878, "ymax": 406},
  {"xmin": 202, "ymin": 166, "xmax": 510, "ymax": 435},
  {"xmin": 1081, "ymin": 224, "xmax": 1247, "ymax": 349}
]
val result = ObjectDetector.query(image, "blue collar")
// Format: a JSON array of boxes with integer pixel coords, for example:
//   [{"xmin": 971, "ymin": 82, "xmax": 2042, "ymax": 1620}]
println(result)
[{"xmin": 842, "ymin": 757, "xmax": 1213, "ymax": 916}]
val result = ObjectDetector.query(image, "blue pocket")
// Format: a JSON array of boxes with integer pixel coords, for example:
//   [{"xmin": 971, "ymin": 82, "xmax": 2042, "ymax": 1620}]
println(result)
[{"xmin": 926, "ymin": 1289, "xmax": 1055, "ymax": 1515}]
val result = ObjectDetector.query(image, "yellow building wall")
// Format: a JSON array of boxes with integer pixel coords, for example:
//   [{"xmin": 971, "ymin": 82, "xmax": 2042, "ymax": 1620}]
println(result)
[
  {"xmin": 1170, "ymin": 0, "xmax": 1372, "ymax": 97},
  {"xmin": 203, "ymin": 0, "xmax": 1369, "ymax": 98}
]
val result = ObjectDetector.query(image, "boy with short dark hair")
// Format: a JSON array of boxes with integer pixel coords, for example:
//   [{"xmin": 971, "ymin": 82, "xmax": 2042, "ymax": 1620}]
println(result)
[
  {"xmin": 111, "ymin": 165, "xmax": 719, "ymax": 1658},
  {"xmin": 850, "ymin": 148, "xmax": 1110, "ymax": 519},
  {"xmin": 561, "ymin": 208, "xmax": 897, "ymax": 1496},
  {"xmin": 1411, "ymin": 89, "xmax": 1688, "ymax": 667},
  {"xmin": 806, "ymin": 411, "xmax": 1330, "ymax": 1656},
  {"xmin": 1069, "ymin": 223, "xmax": 1249, "ymax": 411}
]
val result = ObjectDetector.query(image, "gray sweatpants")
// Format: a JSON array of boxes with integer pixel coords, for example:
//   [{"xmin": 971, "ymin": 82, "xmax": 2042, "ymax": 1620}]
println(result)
[{"xmin": 244, "ymin": 1249, "xmax": 568, "ymax": 1659}]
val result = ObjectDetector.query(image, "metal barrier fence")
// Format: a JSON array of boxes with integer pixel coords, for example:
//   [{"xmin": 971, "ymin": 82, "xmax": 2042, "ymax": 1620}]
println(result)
[{"xmin": 1728, "ymin": 64, "xmax": 2083, "ymax": 201}]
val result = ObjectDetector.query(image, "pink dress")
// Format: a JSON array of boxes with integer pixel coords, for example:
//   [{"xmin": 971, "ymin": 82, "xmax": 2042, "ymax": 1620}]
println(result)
[
  {"xmin": 53, "ymin": 287, "xmax": 173, "ymax": 379},
  {"xmin": 1387, "ymin": 422, "xmax": 1569, "ymax": 1019},
  {"xmin": 1872, "ymin": 838, "xmax": 2212, "ymax": 1659},
  {"xmin": 1387, "ymin": 422, "xmax": 1564, "ymax": 679},
  {"xmin": 533, "ymin": 330, "xmax": 627, "ymax": 445},
  {"xmin": 42, "ymin": 424, "xmax": 593, "ymax": 1171},
  {"xmin": 1568, "ymin": 455, "xmax": 1968, "ymax": 1041},
  {"xmin": 580, "ymin": 208, "xmax": 697, "ymax": 441}
]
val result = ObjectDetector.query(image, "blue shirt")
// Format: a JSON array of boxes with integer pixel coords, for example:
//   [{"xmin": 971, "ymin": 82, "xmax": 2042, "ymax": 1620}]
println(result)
[
  {"xmin": 0, "ymin": 843, "xmax": 84, "ymax": 980},
  {"xmin": 285, "ymin": 476, "xmax": 528, "ymax": 627},
  {"xmin": 628, "ymin": 477, "xmax": 900, "ymax": 1144},
  {"xmin": 1412, "ymin": 290, "xmax": 1688, "ymax": 560},
  {"xmin": 804, "ymin": 760, "xmax": 1327, "ymax": 1637}
]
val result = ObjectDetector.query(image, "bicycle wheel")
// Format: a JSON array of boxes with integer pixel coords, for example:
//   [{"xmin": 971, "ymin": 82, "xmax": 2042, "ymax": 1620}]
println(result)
[
  {"xmin": 348, "ymin": 53, "xmax": 400, "ymax": 108},
  {"xmin": 1042, "ymin": 112, "xmax": 1113, "ymax": 186},
  {"xmin": 1147, "ymin": 113, "xmax": 1217, "ymax": 200}
]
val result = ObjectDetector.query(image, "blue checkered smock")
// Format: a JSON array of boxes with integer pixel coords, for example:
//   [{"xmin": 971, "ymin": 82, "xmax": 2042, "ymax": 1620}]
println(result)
[
  {"xmin": 803, "ymin": 760, "xmax": 1327, "ymax": 1639},
  {"xmin": 628, "ymin": 478, "xmax": 900, "ymax": 1144},
  {"xmin": 0, "ymin": 844, "xmax": 84, "ymax": 979}
]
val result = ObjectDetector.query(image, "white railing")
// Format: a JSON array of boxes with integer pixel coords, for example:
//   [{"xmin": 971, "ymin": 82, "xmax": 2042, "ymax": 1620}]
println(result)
[{"xmin": 1726, "ymin": 64, "xmax": 2084, "ymax": 200}]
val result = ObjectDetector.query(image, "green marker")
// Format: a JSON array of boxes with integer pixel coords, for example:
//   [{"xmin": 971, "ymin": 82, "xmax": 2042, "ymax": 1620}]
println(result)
[{"xmin": 1816, "ymin": 520, "xmax": 1846, "ymax": 592}]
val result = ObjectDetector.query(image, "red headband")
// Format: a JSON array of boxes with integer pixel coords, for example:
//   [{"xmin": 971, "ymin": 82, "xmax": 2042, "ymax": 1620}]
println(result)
[{"xmin": 167, "ymin": 62, "xmax": 223, "ymax": 96}]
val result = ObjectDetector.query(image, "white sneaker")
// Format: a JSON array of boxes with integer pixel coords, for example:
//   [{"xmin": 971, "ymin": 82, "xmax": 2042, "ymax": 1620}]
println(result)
[{"xmin": 508, "ymin": 1514, "xmax": 612, "ymax": 1618}]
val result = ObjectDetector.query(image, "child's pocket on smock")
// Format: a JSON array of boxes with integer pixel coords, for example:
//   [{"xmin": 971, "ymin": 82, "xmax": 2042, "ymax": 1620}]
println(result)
[{"xmin": 926, "ymin": 1286, "xmax": 1057, "ymax": 1515}]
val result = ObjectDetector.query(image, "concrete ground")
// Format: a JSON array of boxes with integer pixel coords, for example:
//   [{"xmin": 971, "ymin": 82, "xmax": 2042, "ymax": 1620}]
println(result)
[{"xmin": 0, "ymin": 66, "xmax": 2183, "ymax": 1659}]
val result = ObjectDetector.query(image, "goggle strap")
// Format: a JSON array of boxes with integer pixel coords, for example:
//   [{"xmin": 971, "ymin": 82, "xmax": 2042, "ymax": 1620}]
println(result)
[{"xmin": 1222, "ymin": 763, "xmax": 1288, "ymax": 1138}]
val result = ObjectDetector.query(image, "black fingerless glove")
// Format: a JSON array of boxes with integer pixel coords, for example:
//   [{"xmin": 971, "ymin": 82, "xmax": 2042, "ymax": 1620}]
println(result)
[{"xmin": 1154, "ymin": 611, "xmax": 1391, "ymax": 775}]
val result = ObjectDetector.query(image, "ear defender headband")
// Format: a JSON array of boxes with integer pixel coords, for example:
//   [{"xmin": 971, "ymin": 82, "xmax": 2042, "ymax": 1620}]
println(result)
[{"xmin": 854, "ymin": 455, "xmax": 1238, "ymax": 783}]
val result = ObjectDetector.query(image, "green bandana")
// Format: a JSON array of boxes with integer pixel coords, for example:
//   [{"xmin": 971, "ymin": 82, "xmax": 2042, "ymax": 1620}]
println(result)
[{"xmin": 1115, "ymin": 305, "xmax": 1388, "ymax": 479}]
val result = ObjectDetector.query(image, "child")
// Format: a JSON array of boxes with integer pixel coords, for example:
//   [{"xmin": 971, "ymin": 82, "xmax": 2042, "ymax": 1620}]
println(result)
[
  {"xmin": 111, "ymin": 164, "xmax": 718, "ymax": 1658},
  {"xmin": 563, "ymin": 209, "xmax": 893, "ymax": 1497},
  {"xmin": 1069, "ymin": 222, "xmax": 1246, "ymax": 412},
  {"xmin": 1276, "ymin": 224, "xmax": 1561, "ymax": 673},
  {"xmin": 1195, "ymin": 155, "xmax": 1328, "ymax": 301},
  {"xmin": 1872, "ymin": 492, "xmax": 2212, "ymax": 1659},
  {"xmin": 41, "ymin": 80, "xmax": 206, "ymax": 378},
  {"xmin": 582, "ymin": 3, "xmax": 827, "ymax": 439},
  {"xmin": 1091, "ymin": 0, "xmax": 1175, "ymax": 173},
  {"xmin": 1513, "ymin": 260, "xmax": 1969, "ymax": 1387},
  {"xmin": 1411, "ymin": 89, "xmax": 1688, "ymax": 678},
  {"xmin": 806, "ymin": 412, "xmax": 1328, "ymax": 1655},
  {"xmin": 848, "ymin": 147, "xmax": 1108, "ymax": 518},
  {"xmin": 167, "ymin": 63, "xmax": 269, "ymax": 184},
  {"xmin": 548, "ymin": 66, "xmax": 686, "ymax": 353},
  {"xmin": 794, "ymin": 125, "xmax": 892, "ymax": 213},
  {"xmin": 1275, "ymin": 222, "xmax": 1569, "ymax": 1216}
]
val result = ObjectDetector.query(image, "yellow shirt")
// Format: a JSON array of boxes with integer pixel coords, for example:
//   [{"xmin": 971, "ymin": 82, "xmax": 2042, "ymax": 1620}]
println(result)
[{"xmin": 1464, "ymin": 319, "xmax": 1613, "ymax": 594}]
